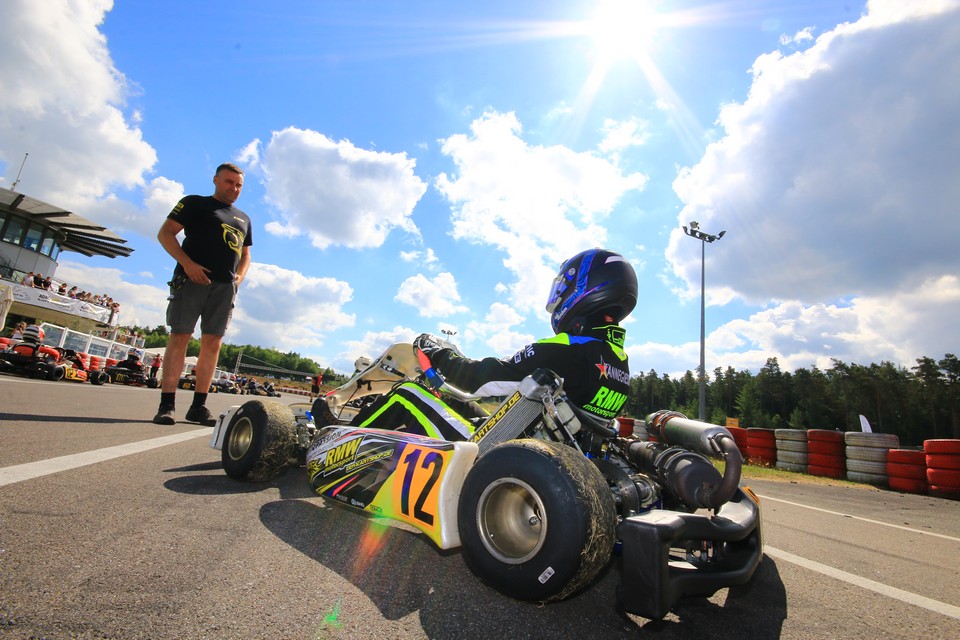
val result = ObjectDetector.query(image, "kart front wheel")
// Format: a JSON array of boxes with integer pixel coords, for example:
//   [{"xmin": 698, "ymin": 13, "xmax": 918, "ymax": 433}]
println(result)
[
  {"xmin": 90, "ymin": 371, "xmax": 107, "ymax": 385},
  {"xmin": 221, "ymin": 400, "xmax": 298, "ymax": 482},
  {"xmin": 457, "ymin": 439, "xmax": 616, "ymax": 603}
]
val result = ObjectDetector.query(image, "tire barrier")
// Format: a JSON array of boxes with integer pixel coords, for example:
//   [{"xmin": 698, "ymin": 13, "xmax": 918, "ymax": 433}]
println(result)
[
  {"xmin": 924, "ymin": 439, "xmax": 960, "ymax": 499},
  {"xmin": 746, "ymin": 428, "xmax": 776, "ymax": 466},
  {"xmin": 806, "ymin": 429, "xmax": 845, "ymax": 478},
  {"xmin": 886, "ymin": 449, "xmax": 928, "ymax": 494},
  {"xmin": 774, "ymin": 428, "xmax": 807, "ymax": 473},
  {"xmin": 88, "ymin": 355, "xmax": 102, "ymax": 371},
  {"xmin": 844, "ymin": 432, "xmax": 899, "ymax": 486},
  {"xmin": 726, "ymin": 426, "xmax": 749, "ymax": 456}
]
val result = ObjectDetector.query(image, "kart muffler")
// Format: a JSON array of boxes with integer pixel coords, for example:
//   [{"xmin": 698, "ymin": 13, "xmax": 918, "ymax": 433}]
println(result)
[{"xmin": 626, "ymin": 411, "xmax": 743, "ymax": 510}]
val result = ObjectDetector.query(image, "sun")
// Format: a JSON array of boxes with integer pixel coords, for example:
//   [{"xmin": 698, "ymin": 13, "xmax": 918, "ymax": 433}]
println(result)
[{"xmin": 586, "ymin": 0, "xmax": 662, "ymax": 64}]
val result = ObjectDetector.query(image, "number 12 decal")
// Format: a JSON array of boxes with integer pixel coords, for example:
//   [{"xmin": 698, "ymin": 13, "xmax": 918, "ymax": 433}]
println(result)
[{"xmin": 399, "ymin": 446, "xmax": 444, "ymax": 526}]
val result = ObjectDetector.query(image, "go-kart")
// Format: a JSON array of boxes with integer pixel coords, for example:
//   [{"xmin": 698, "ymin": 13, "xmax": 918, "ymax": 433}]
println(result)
[
  {"xmin": 245, "ymin": 381, "xmax": 280, "ymax": 397},
  {"xmin": 213, "ymin": 379, "xmax": 241, "ymax": 394},
  {"xmin": 179, "ymin": 376, "xmax": 217, "ymax": 393},
  {"xmin": 0, "ymin": 342, "xmax": 107, "ymax": 384},
  {"xmin": 105, "ymin": 363, "xmax": 159, "ymax": 388},
  {"xmin": 209, "ymin": 341, "xmax": 762, "ymax": 619}
]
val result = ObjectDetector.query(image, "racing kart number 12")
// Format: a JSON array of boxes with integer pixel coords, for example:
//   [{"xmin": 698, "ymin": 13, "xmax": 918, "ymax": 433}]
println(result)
[{"xmin": 392, "ymin": 444, "xmax": 446, "ymax": 528}]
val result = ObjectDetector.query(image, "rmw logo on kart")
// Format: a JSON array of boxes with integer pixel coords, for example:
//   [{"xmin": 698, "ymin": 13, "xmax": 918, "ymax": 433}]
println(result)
[{"xmin": 323, "ymin": 437, "xmax": 361, "ymax": 467}]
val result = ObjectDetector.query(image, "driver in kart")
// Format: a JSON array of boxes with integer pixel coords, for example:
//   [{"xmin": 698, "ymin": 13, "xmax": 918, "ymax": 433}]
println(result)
[
  {"xmin": 344, "ymin": 248, "xmax": 637, "ymax": 441},
  {"xmin": 116, "ymin": 348, "xmax": 146, "ymax": 372}
]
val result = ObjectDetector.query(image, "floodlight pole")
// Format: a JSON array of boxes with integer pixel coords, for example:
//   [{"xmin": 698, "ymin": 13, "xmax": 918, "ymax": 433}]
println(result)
[{"xmin": 682, "ymin": 222, "xmax": 725, "ymax": 421}]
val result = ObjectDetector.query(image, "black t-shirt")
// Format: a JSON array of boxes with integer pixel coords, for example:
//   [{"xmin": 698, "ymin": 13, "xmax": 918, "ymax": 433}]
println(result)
[
  {"xmin": 168, "ymin": 195, "xmax": 253, "ymax": 283},
  {"xmin": 432, "ymin": 325, "xmax": 631, "ymax": 420}
]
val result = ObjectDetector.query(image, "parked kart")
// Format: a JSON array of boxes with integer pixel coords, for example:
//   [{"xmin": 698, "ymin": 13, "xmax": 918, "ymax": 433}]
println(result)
[
  {"xmin": 0, "ymin": 342, "xmax": 106, "ymax": 384},
  {"xmin": 210, "ymin": 341, "xmax": 762, "ymax": 620}
]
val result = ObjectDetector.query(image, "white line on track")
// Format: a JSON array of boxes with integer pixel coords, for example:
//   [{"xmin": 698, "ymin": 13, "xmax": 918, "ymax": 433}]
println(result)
[
  {"xmin": 0, "ymin": 429, "xmax": 210, "ymax": 487},
  {"xmin": 757, "ymin": 494, "xmax": 960, "ymax": 542},
  {"xmin": 765, "ymin": 545, "xmax": 960, "ymax": 620}
]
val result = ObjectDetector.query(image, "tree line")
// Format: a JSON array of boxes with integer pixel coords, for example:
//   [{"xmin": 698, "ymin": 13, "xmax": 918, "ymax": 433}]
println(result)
[
  {"xmin": 136, "ymin": 325, "xmax": 337, "ymax": 382},
  {"xmin": 624, "ymin": 355, "xmax": 960, "ymax": 446}
]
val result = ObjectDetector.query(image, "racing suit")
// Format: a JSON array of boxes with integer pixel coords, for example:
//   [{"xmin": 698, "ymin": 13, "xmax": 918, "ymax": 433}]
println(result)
[{"xmin": 351, "ymin": 324, "xmax": 630, "ymax": 440}]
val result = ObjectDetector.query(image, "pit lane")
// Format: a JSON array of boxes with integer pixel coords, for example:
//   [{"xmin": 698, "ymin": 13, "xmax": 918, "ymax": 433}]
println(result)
[{"xmin": 1, "ymin": 375, "xmax": 958, "ymax": 639}]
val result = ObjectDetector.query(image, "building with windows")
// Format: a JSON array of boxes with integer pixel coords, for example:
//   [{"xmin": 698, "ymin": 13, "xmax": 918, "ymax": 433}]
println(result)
[{"xmin": 0, "ymin": 186, "xmax": 133, "ymax": 332}]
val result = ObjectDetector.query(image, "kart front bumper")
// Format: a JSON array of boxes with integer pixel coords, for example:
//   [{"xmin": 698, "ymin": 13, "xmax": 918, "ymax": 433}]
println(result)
[{"xmin": 616, "ymin": 486, "xmax": 762, "ymax": 620}]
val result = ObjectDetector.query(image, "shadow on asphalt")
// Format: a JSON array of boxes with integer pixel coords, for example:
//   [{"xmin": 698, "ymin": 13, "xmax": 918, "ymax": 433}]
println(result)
[
  {"xmin": 260, "ymin": 475, "xmax": 787, "ymax": 638},
  {"xmin": 0, "ymin": 412, "xmax": 140, "ymax": 424},
  {"xmin": 164, "ymin": 466, "xmax": 788, "ymax": 638}
]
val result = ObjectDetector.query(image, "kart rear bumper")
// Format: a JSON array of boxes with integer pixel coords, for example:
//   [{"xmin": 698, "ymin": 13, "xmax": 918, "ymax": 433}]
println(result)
[{"xmin": 616, "ymin": 486, "xmax": 762, "ymax": 620}]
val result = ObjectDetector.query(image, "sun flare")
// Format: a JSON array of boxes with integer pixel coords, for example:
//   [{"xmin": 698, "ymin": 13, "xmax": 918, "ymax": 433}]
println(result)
[{"xmin": 586, "ymin": 0, "xmax": 662, "ymax": 63}]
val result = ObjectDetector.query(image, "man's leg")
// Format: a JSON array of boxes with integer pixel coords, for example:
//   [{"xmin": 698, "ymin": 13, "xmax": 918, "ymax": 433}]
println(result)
[
  {"xmin": 154, "ymin": 333, "xmax": 191, "ymax": 424},
  {"xmin": 184, "ymin": 333, "xmax": 223, "ymax": 426}
]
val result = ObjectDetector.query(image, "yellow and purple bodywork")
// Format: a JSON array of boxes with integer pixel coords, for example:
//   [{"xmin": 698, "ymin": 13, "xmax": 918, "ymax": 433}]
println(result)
[{"xmin": 305, "ymin": 426, "xmax": 479, "ymax": 549}]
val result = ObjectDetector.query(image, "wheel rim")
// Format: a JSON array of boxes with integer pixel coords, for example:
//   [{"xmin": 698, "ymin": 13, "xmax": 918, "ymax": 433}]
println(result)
[
  {"xmin": 226, "ymin": 417, "xmax": 254, "ymax": 461},
  {"xmin": 476, "ymin": 478, "xmax": 546, "ymax": 564}
]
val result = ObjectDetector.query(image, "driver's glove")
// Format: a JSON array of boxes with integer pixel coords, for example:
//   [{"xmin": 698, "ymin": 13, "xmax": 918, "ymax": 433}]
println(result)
[{"xmin": 413, "ymin": 333, "xmax": 445, "ymax": 362}]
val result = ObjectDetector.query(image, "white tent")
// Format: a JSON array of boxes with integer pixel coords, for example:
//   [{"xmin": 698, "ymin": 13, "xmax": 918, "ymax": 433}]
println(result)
[{"xmin": 0, "ymin": 284, "xmax": 14, "ymax": 333}]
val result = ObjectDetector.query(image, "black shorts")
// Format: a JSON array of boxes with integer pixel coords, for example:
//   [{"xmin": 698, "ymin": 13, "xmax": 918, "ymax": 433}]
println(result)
[{"xmin": 166, "ymin": 280, "xmax": 236, "ymax": 336}]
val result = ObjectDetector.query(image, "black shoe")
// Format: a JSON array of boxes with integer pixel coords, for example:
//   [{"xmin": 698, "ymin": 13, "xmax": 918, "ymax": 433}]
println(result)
[
  {"xmin": 153, "ymin": 407, "xmax": 176, "ymax": 425},
  {"xmin": 185, "ymin": 404, "xmax": 217, "ymax": 426}
]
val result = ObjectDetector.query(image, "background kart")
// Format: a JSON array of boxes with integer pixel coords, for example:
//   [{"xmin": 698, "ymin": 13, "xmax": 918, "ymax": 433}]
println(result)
[
  {"xmin": 178, "ymin": 377, "xmax": 217, "ymax": 393},
  {"xmin": 209, "ymin": 341, "xmax": 762, "ymax": 620},
  {"xmin": 105, "ymin": 365, "xmax": 159, "ymax": 388},
  {"xmin": 0, "ymin": 343, "xmax": 106, "ymax": 384}
]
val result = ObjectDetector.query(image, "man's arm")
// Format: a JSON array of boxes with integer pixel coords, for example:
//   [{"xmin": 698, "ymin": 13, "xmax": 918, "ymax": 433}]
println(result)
[
  {"xmin": 235, "ymin": 246, "xmax": 251, "ymax": 286},
  {"xmin": 157, "ymin": 218, "xmax": 211, "ymax": 284}
]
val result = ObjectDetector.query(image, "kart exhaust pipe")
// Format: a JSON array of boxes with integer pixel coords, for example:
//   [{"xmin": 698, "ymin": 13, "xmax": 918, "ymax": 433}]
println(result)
[{"xmin": 626, "ymin": 411, "xmax": 743, "ymax": 510}]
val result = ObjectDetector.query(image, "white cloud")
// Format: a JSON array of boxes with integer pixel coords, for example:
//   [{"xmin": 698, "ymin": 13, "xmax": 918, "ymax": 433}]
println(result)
[
  {"xmin": 336, "ymin": 325, "xmax": 418, "ymax": 374},
  {"xmin": 229, "ymin": 262, "xmax": 355, "ymax": 356},
  {"xmin": 462, "ymin": 302, "xmax": 536, "ymax": 357},
  {"xmin": 659, "ymin": 0, "xmax": 960, "ymax": 374},
  {"xmin": 257, "ymin": 127, "xmax": 428, "ymax": 250},
  {"xmin": 0, "ymin": 0, "xmax": 157, "ymax": 214},
  {"xmin": 435, "ymin": 110, "xmax": 648, "ymax": 315},
  {"xmin": 669, "ymin": 0, "xmax": 960, "ymax": 305},
  {"xmin": 598, "ymin": 116, "xmax": 650, "ymax": 156},
  {"xmin": 394, "ymin": 272, "xmax": 469, "ymax": 317},
  {"xmin": 54, "ymin": 260, "xmax": 169, "ymax": 330}
]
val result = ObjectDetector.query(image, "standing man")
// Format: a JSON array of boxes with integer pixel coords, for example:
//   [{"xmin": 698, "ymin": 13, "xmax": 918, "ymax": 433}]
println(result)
[
  {"xmin": 149, "ymin": 353, "xmax": 162, "ymax": 380},
  {"xmin": 153, "ymin": 162, "xmax": 252, "ymax": 425}
]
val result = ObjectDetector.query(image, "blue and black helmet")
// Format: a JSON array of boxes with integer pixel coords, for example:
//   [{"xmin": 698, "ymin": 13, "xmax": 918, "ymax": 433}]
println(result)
[{"xmin": 545, "ymin": 249, "xmax": 638, "ymax": 334}]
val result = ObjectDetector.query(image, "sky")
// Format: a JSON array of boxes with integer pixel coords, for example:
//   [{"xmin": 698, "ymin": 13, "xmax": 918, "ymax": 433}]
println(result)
[{"xmin": 1, "ymin": 0, "xmax": 958, "ymax": 378}]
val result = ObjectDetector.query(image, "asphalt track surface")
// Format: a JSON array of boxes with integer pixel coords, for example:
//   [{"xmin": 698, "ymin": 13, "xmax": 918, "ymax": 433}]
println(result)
[{"xmin": 1, "ymin": 374, "xmax": 958, "ymax": 640}]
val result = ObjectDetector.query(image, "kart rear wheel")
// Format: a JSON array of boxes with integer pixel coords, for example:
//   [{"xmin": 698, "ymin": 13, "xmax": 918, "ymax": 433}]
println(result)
[
  {"xmin": 457, "ymin": 439, "xmax": 616, "ymax": 603},
  {"xmin": 221, "ymin": 400, "xmax": 298, "ymax": 482}
]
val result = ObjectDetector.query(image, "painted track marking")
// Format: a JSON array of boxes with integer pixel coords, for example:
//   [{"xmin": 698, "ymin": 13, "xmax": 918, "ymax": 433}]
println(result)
[{"xmin": 0, "ymin": 429, "xmax": 210, "ymax": 487}]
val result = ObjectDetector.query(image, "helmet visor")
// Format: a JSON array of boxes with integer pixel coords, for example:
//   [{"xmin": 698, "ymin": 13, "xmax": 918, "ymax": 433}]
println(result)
[{"xmin": 545, "ymin": 271, "xmax": 569, "ymax": 314}]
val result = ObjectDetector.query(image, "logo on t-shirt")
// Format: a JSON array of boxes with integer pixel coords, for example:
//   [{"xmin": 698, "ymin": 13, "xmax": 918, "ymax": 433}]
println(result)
[{"xmin": 221, "ymin": 223, "xmax": 245, "ymax": 257}]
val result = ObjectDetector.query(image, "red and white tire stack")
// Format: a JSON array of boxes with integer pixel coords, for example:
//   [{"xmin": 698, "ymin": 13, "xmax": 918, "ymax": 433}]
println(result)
[
  {"xmin": 885, "ymin": 449, "xmax": 927, "ymax": 495},
  {"xmin": 844, "ymin": 432, "xmax": 900, "ymax": 486},
  {"xmin": 806, "ymin": 430, "xmax": 846, "ymax": 478},
  {"xmin": 774, "ymin": 428, "xmax": 808, "ymax": 473},
  {"xmin": 746, "ymin": 428, "xmax": 776, "ymax": 466},
  {"xmin": 924, "ymin": 439, "xmax": 960, "ymax": 500}
]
